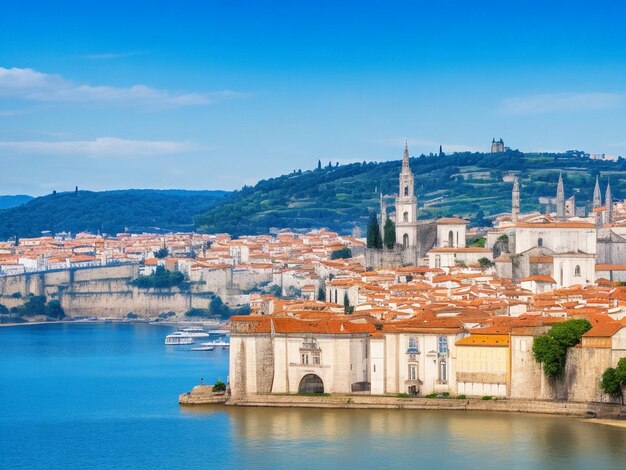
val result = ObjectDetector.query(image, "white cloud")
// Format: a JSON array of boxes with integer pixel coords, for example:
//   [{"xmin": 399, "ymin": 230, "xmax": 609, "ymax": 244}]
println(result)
[
  {"xmin": 0, "ymin": 67, "xmax": 245, "ymax": 108},
  {"xmin": 499, "ymin": 92, "xmax": 625, "ymax": 114},
  {"xmin": 0, "ymin": 137, "xmax": 208, "ymax": 158}
]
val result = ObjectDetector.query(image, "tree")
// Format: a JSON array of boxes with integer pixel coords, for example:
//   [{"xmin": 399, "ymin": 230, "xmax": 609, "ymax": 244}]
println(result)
[
  {"xmin": 45, "ymin": 300, "xmax": 65, "ymax": 319},
  {"xmin": 600, "ymin": 357, "xmax": 626, "ymax": 404},
  {"xmin": 130, "ymin": 266, "xmax": 186, "ymax": 289},
  {"xmin": 343, "ymin": 292, "xmax": 353, "ymax": 314},
  {"xmin": 209, "ymin": 296, "xmax": 229, "ymax": 317},
  {"xmin": 469, "ymin": 237, "xmax": 486, "ymax": 248},
  {"xmin": 477, "ymin": 257, "xmax": 495, "ymax": 269},
  {"xmin": 0, "ymin": 304, "xmax": 8, "ymax": 315},
  {"xmin": 330, "ymin": 247, "xmax": 352, "ymax": 259},
  {"xmin": 383, "ymin": 218, "xmax": 396, "ymax": 249},
  {"xmin": 366, "ymin": 213, "xmax": 382, "ymax": 249},
  {"xmin": 318, "ymin": 287, "xmax": 325, "ymax": 301},
  {"xmin": 532, "ymin": 319, "xmax": 592, "ymax": 379},
  {"xmin": 153, "ymin": 247, "xmax": 169, "ymax": 259},
  {"xmin": 317, "ymin": 160, "xmax": 322, "ymax": 170}
]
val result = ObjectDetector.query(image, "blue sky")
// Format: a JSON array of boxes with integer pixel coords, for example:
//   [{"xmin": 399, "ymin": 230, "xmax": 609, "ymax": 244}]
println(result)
[{"xmin": 1, "ymin": 0, "xmax": 625, "ymax": 195}]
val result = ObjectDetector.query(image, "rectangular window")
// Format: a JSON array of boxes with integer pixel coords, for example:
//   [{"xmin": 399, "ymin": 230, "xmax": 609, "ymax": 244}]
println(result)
[
  {"xmin": 312, "ymin": 353, "xmax": 320, "ymax": 365},
  {"xmin": 440, "ymin": 359, "xmax": 448, "ymax": 383},
  {"xmin": 438, "ymin": 336, "xmax": 448, "ymax": 354},
  {"xmin": 408, "ymin": 364, "xmax": 417, "ymax": 381},
  {"xmin": 301, "ymin": 353, "xmax": 309, "ymax": 365}
]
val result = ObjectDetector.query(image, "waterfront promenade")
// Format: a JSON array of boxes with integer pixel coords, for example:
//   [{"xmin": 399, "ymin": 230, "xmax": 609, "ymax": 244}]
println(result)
[{"xmin": 180, "ymin": 387, "xmax": 625, "ymax": 419}]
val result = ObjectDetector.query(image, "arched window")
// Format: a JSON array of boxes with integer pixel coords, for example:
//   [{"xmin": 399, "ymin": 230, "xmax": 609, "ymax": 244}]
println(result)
[
  {"xmin": 404, "ymin": 186, "xmax": 409, "ymax": 196},
  {"xmin": 403, "ymin": 233, "xmax": 409, "ymax": 248},
  {"xmin": 574, "ymin": 265, "xmax": 581, "ymax": 277},
  {"xmin": 537, "ymin": 237, "xmax": 543, "ymax": 247},
  {"xmin": 435, "ymin": 255, "xmax": 441, "ymax": 268},
  {"xmin": 403, "ymin": 211, "xmax": 409, "ymax": 222},
  {"xmin": 448, "ymin": 230, "xmax": 454, "ymax": 247}
]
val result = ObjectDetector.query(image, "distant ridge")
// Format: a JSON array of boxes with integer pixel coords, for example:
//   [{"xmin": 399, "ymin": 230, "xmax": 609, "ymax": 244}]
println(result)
[
  {"xmin": 0, "ymin": 195, "xmax": 33, "ymax": 210},
  {"xmin": 0, "ymin": 189, "xmax": 230, "ymax": 239}
]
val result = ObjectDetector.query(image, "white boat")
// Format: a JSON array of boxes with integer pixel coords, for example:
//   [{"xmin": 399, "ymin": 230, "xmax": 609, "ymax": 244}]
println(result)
[
  {"xmin": 207, "ymin": 329, "xmax": 229, "ymax": 335},
  {"xmin": 190, "ymin": 345, "xmax": 214, "ymax": 351},
  {"xmin": 165, "ymin": 333, "xmax": 194, "ymax": 345},
  {"xmin": 178, "ymin": 327, "xmax": 210, "ymax": 338},
  {"xmin": 201, "ymin": 340, "xmax": 230, "ymax": 349}
]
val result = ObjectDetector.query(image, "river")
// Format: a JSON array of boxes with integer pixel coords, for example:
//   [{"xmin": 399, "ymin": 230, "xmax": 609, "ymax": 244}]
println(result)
[{"xmin": 1, "ymin": 323, "xmax": 625, "ymax": 469}]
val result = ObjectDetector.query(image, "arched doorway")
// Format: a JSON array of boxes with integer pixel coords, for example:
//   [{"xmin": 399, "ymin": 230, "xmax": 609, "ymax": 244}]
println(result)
[{"xmin": 299, "ymin": 374, "xmax": 324, "ymax": 394}]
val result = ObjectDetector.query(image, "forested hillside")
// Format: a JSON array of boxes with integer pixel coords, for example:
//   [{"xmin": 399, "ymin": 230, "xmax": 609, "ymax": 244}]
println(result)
[
  {"xmin": 195, "ymin": 150, "xmax": 625, "ymax": 236},
  {"xmin": 0, "ymin": 189, "xmax": 230, "ymax": 239},
  {"xmin": 2, "ymin": 150, "xmax": 624, "ymax": 240}
]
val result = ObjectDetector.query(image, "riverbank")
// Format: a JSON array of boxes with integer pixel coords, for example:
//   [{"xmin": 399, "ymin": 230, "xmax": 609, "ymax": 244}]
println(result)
[{"xmin": 201, "ymin": 393, "xmax": 625, "ymax": 419}]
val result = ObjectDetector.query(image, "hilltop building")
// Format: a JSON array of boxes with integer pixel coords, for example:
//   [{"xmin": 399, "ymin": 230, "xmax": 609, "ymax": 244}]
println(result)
[{"xmin": 491, "ymin": 138, "xmax": 505, "ymax": 153}]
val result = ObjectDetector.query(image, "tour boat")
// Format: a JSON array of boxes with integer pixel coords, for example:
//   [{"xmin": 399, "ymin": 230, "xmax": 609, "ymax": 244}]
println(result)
[
  {"xmin": 190, "ymin": 345, "xmax": 214, "ymax": 351},
  {"xmin": 164, "ymin": 333, "xmax": 195, "ymax": 345}
]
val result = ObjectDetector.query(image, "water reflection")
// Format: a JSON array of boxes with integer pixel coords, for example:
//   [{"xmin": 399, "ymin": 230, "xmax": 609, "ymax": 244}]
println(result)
[{"xmin": 190, "ymin": 406, "xmax": 626, "ymax": 469}]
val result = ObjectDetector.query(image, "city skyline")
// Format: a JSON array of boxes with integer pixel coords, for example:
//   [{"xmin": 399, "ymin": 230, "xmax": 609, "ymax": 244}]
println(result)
[{"xmin": 1, "ymin": 1, "xmax": 626, "ymax": 195}]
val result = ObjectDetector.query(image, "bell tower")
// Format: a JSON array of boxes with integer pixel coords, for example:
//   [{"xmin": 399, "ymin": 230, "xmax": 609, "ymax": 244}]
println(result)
[{"xmin": 395, "ymin": 142, "xmax": 419, "ymax": 248}]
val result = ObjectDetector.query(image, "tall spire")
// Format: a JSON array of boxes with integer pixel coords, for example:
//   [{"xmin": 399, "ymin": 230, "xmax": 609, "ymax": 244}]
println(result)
[
  {"xmin": 512, "ymin": 177, "xmax": 520, "ymax": 223},
  {"xmin": 556, "ymin": 172, "xmax": 565, "ymax": 219},
  {"xmin": 402, "ymin": 140, "xmax": 410, "ymax": 170},
  {"xmin": 593, "ymin": 175, "xmax": 602, "ymax": 208},
  {"xmin": 605, "ymin": 180, "xmax": 613, "ymax": 224}
]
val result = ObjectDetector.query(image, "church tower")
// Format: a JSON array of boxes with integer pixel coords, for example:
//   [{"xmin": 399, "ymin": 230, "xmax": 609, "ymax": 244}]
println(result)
[
  {"xmin": 605, "ymin": 180, "xmax": 613, "ymax": 224},
  {"xmin": 556, "ymin": 172, "xmax": 565, "ymax": 219},
  {"xmin": 395, "ymin": 142, "xmax": 419, "ymax": 249},
  {"xmin": 512, "ymin": 177, "xmax": 520, "ymax": 222}
]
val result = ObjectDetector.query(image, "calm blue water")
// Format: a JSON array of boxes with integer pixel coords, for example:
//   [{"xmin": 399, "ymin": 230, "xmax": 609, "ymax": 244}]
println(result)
[{"xmin": 1, "ymin": 323, "xmax": 626, "ymax": 469}]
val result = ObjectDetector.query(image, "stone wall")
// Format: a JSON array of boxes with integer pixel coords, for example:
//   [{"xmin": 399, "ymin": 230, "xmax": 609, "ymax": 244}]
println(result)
[{"xmin": 228, "ymin": 394, "xmax": 623, "ymax": 418}]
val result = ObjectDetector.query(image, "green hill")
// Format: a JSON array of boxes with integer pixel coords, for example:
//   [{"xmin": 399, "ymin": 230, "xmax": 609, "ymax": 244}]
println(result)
[
  {"xmin": 0, "ymin": 189, "xmax": 230, "ymax": 239},
  {"xmin": 194, "ymin": 150, "xmax": 625, "ymax": 236}
]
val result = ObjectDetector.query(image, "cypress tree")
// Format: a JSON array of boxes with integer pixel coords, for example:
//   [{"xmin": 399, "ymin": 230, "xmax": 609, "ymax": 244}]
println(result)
[
  {"xmin": 366, "ymin": 213, "xmax": 382, "ymax": 249},
  {"xmin": 383, "ymin": 218, "xmax": 396, "ymax": 249}
]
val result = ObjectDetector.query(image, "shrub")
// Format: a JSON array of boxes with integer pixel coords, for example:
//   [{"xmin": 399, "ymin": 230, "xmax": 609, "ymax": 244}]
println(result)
[
  {"xmin": 0, "ymin": 304, "xmax": 8, "ymax": 315},
  {"xmin": 45, "ymin": 300, "xmax": 65, "ymax": 319},
  {"xmin": 457, "ymin": 394, "xmax": 467, "ymax": 399},
  {"xmin": 213, "ymin": 380, "xmax": 226, "ymax": 392},
  {"xmin": 481, "ymin": 396, "xmax": 493, "ymax": 400},
  {"xmin": 127, "ymin": 313, "xmax": 139, "ymax": 319},
  {"xmin": 425, "ymin": 393, "xmax": 438, "ymax": 398},
  {"xmin": 532, "ymin": 319, "xmax": 592, "ymax": 379},
  {"xmin": 600, "ymin": 357, "xmax": 626, "ymax": 404},
  {"xmin": 11, "ymin": 292, "xmax": 22, "ymax": 298},
  {"xmin": 130, "ymin": 266, "xmax": 186, "ymax": 289},
  {"xmin": 396, "ymin": 393, "xmax": 410, "ymax": 398},
  {"xmin": 330, "ymin": 247, "xmax": 352, "ymax": 260},
  {"xmin": 185, "ymin": 308, "xmax": 211, "ymax": 318}
]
